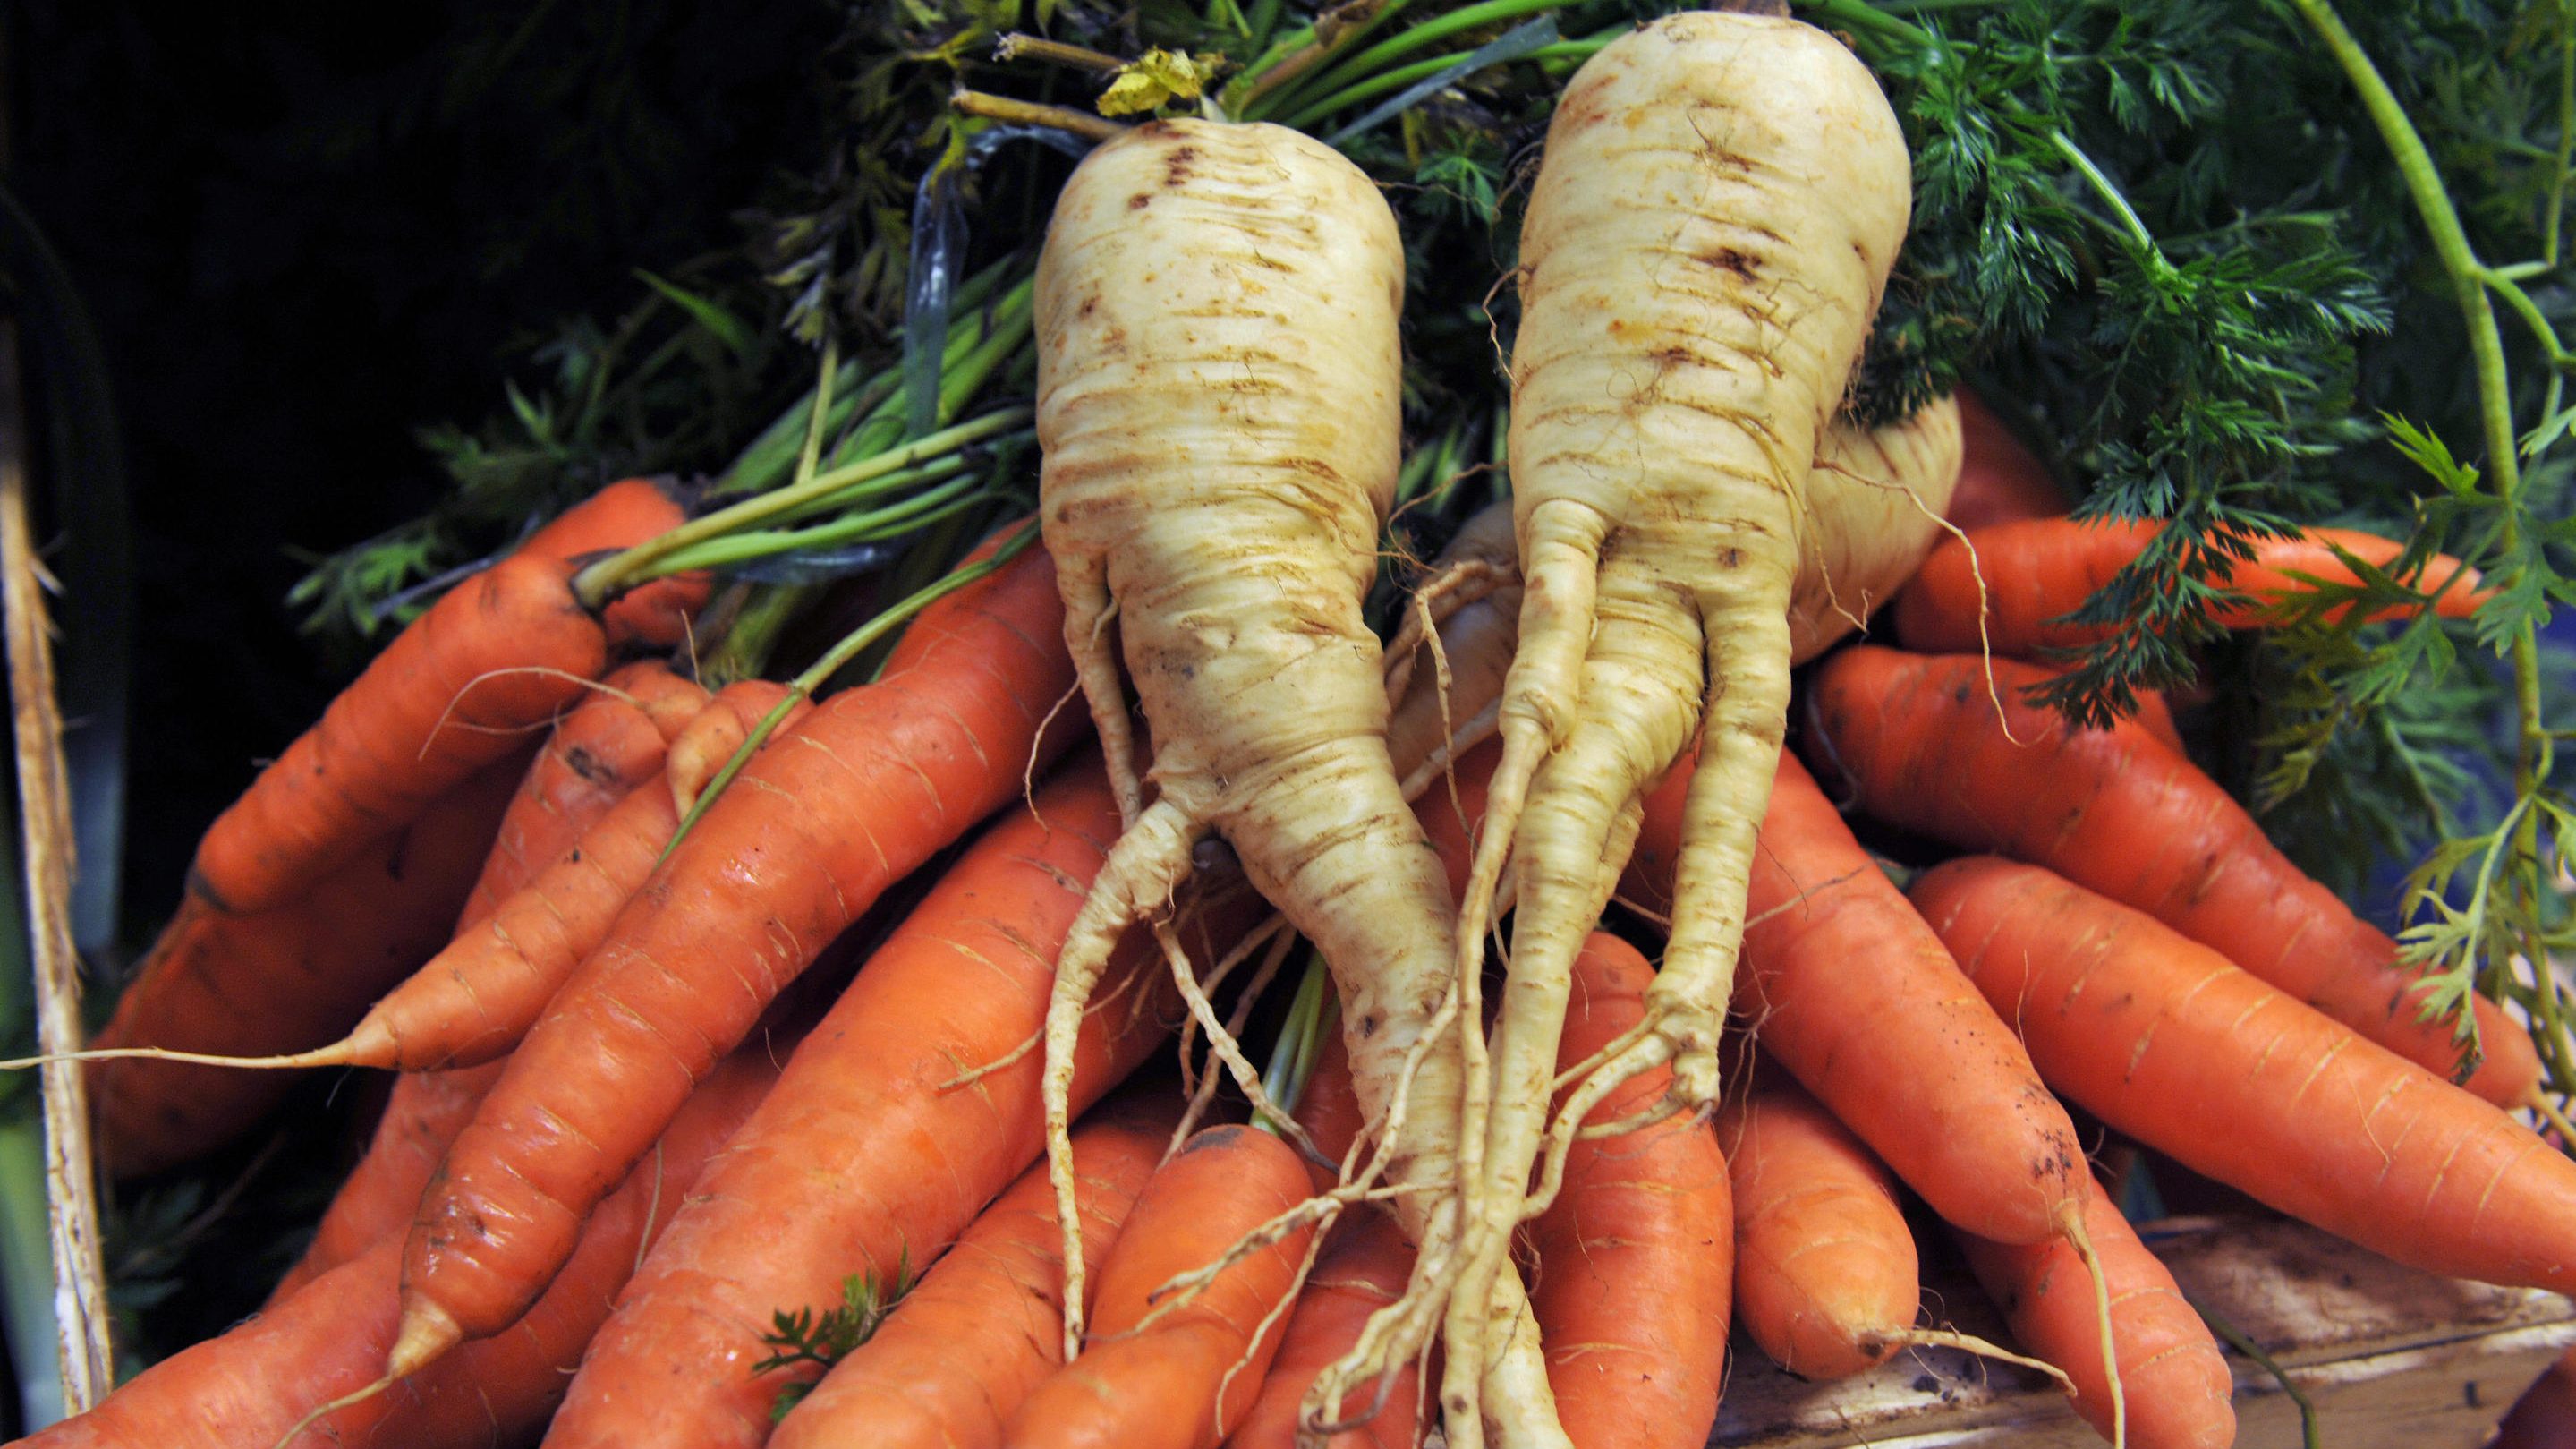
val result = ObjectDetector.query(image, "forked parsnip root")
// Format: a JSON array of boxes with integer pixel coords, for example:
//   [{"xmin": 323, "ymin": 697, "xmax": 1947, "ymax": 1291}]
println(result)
[
  {"xmin": 1432, "ymin": 14, "xmax": 1914, "ymax": 1444},
  {"xmin": 1030, "ymin": 119, "xmax": 1566, "ymax": 1442}
]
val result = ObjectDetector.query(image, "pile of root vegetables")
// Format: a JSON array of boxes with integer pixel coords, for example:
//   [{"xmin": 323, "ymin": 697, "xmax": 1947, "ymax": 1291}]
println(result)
[{"xmin": 17, "ymin": 11, "xmax": 2576, "ymax": 1449}]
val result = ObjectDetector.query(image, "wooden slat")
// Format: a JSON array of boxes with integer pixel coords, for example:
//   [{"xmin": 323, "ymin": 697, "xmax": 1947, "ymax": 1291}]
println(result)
[{"xmin": 1713, "ymin": 1213, "xmax": 2576, "ymax": 1448}]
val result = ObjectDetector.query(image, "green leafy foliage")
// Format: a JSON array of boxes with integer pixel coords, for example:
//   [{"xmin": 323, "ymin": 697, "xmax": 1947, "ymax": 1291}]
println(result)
[{"xmin": 753, "ymin": 1260, "xmax": 915, "ymax": 1421}]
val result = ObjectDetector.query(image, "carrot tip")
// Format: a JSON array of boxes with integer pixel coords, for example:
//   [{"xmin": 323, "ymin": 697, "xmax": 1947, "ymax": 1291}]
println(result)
[{"xmin": 387, "ymin": 1300, "xmax": 463, "ymax": 1379}]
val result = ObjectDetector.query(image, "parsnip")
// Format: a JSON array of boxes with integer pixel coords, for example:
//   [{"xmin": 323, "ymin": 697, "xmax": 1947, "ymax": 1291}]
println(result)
[
  {"xmin": 1435, "ymin": 14, "xmax": 1913, "ymax": 1440},
  {"xmin": 1032, "ymin": 119, "xmax": 1564, "ymax": 1441}
]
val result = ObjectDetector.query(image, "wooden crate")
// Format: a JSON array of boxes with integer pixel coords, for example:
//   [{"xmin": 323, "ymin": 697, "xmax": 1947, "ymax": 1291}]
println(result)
[{"xmin": 1713, "ymin": 1213, "xmax": 2576, "ymax": 1447}]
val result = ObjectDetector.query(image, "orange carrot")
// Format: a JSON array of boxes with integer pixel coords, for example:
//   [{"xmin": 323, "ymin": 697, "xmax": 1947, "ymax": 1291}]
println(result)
[
  {"xmin": 24, "ymin": 1031, "xmax": 786, "ymax": 1449},
  {"xmin": 88, "ymin": 754, "xmax": 523, "ymax": 1178},
  {"xmin": 1912, "ymin": 857, "xmax": 2576, "ymax": 1296},
  {"xmin": 1529, "ymin": 933, "xmax": 1730, "ymax": 1446},
  {"xmin": 462, "ymin": 658, "xmax": 706, "ymax": 924},
  {"xmin": 1002, "ymin": 1123, "xmax": 1318, "ymax": 1449},
  {"xmin": 1809, "ymin": 645, "xmax": 2541, "ymax": 1104},
  {"xmin": 1228, "ymin": 1208, "xmax": 1422, "ymax": 1449},
  {"xmin": 542, "ymin": 754, "xmax": 1248, "ymax": 1449},
  {"xmin": 1893, "ymin": 516, "xmax": 2487, "ymax": 658},
  {"xmin": 1714, "ymin": 1068, "xmax": 1915, "ymax": 1382},
  {"xmin": 392, "ymin": 536, "xmax": 1080, "ymax": 1370},
  {"xmin": 265, "ymin": 1062, "xmax": 505, "ymax": 1308},
  {"xmin": 1294, "ymin": 1028, "xmax": 1370, "ymax": 1194},
  {"xmin": 768, "ymin": 1095, "xmax": 1179, "ymax": 1449},
  {"xmin": 1942, "ymin": 390, "xmax": 2068, "ymax": 533},
  {"xmin": 1955, "ymin": 1177, "xmax": 2236, "ymax": 1449},
  {"xmin": 516, "ymin": 476, "xmax": 711, "ymax": 650},
  {"xmin": 268, "ymin": 672, "xmax": 692, "ymax": 1301},
  {"xmin": 323, "ymin": 678, "xmax": 801, "ymax": 1072},
  {"xmin": 190, "ymin": 551, "xmax": 609, "ymax": 917},
  {"xmin": 1625, "ymin": 751, "xmax": 2085, "ymax": 1247}
]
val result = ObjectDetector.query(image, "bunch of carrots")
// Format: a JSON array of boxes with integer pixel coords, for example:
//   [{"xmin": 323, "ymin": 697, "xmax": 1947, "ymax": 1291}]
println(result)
[{"xmin": 12, "ymin": 12, "xmax": 2576, "ymax": 1449}]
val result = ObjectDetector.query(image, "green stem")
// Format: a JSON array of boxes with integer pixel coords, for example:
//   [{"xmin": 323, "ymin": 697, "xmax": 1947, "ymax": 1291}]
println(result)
[
  {"xmin": 698, "ymin": 584, "xmax": 812, "ymax": 691},
  {"xmin": 1290, "ymin": 0, "xmax": 1577, "ymax": 119},
  {"xmin": 2550, "ymin": 4, "xmax": 2574, "ymax": 268},
  {"xmin": 639, "ymin": 473, "xmax": 998, "ymax": 578},
  {"xmin": 2188, "ymin": 1294, "xmax": 2320, "ymax": 1449},
  {"xmin": 574, "ymin": 407, "xmax": 1033, "ymax": 604},
  {"xmin": 1794, "ymin": 0, "xmax": 1935, "ymax": 47},
  {"xmin": 1255, "ymin": 954, "xmax": 1334, "ymax": 1132},
  {"xmin": 2053, "ymin": 132, "xmax": 2161, "ymax": 259},
  {"xmin": 2288, "ymin": 0, "xmax": 2555, "ymax": 1041},
  {"xmin": 660, "ymin": 524, "xmax": 1038, "ymax": 861}
]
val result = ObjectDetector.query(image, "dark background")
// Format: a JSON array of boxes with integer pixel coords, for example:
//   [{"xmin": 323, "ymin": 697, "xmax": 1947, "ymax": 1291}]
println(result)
[{"xmin": 8, "ymin": 0, "xmax": 836, "ymax": 945}]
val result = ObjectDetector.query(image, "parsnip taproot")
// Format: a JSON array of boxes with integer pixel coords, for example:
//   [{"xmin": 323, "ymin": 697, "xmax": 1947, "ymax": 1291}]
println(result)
[
  {"xmin": 1441, "ymin": 14, "xmax": 1911, "ymax": 1438},
  {"xmin": 1033, "ymin": 119, "xmax": 1557, "ymax": 1439}
]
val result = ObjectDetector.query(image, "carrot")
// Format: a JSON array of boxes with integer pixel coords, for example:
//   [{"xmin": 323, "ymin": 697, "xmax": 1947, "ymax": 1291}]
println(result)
[
  {"xmin": 388, "ymin": 534, "xmax": 1079, "ymax": 1372},
  {"xmin": 86, "ymin": 754, "xmax": 523, "ymax": 1177},
  {"xmin": 268, "ymin": 672, "xmax": 693, "ymax": 1302},
  {"xmin": 768, "ymin": 1095, "xmax": 1178, "ymax": 1449},
  {"xmin": 1943, "ymin": 389, "xmax": 2070, "ymax": 532},
  {"xmin": 1892, "ymin": 516, "xmax": 2488, "ymax": 658},
  {"xmin": 1002, "ymin": 1122, "xmax": 1319, "ymax": 1449},
  {"xmin": 1528, "ymin": 934, "xmax": 1730, "ymax": 1448},
  {"xmin": 317, "ymin": 678, "xmax": 802, "ymax": 1073},
  {"xmin": 191, "ymin": 550, "xmax": 625, "ymax": 917},
  {"xmin": 1228, "ymin": 1209, "xmax": 1423, "ymax": 1449},
  {"xmin": 1911, "ymin": 856, "xmax": 2576, "ymax": 1296},
  {"xmin": 21, "ymin": 1031, "xmax": 787, "ymax": 1449},
  {"xmin": 1623, "ymin": 751, "xmax": 2086, "ymax": 1247},
  {"xmin": 265, "ymin": 1062, "xmax": 504, "ymax": 1307},
  {"xmin": 1808, "ymin": 645, "xmax": 2542, "ymax": 1104},
  {"xmin": 1293, "ymin": 1028, "xmax": 1370, "ymax": 1195},
  {"xmin": 1713, "ymin": 1069, "xmax": 1914, "ymax": 1382},
  {"xmin": 1440, "ymin": 21, "xmax": 1915, "ymax": 1435},
  {"xmin": 515, "ymin": 475, "xmax": 712, "ymax": 650},
  {"xmin": 541, "ymin": 754, "xmax": 1250, "ymax": 1449},
  {"xmin": 462, "ymin": 658, "xmax": 707, "ymax": 924},
  {"xmin": 1955, "ymin": 1177, "xmax": 2236, "ymax": 1449}
]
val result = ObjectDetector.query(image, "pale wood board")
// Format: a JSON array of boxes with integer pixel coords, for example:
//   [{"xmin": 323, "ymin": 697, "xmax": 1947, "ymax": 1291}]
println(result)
[{"xmin": 1711, "ymin": 1212, "xmax": 2576, "ymax": 1448}]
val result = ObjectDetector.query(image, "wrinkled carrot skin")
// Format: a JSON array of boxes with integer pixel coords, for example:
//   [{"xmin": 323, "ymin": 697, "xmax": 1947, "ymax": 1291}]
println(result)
[
  {"xmin": 1956, "ymin": 1176, "xmax": 2237, "ymax": 1449},
  {"xmin": 1914, "ymin": 857, "xmax": 2576, "ymax": 1297},
  {"xmin": 1294, "ymin": 1029, "xmax": 1370, "ymax": 1194},
  {"xmin": 543, "ymin": 756, "xmax": 1247, "ymax": 1449},
  {"xmin": 1893, "ymin": 516, "xmax": 2487, "ymax": 658},
  {"xmin": 1714, "ymin": 1070, "xmax": 1914, "ymax": 1382},
  {"xmin": 1625, "ymin": 752, "xmax": 2083, "ymax": 1246},
  {"xmin": 399, "ymin": 536, "xmax": 1082, "ymax": 1351},
  {"xmin": 517, "ymin": 475, "xmax": 712, "ymax": 650},
  {"xmin": 1809, "ymin": 646, "xmax": 2541, "ymax": 1104},
  {"xmin": 1530, "ymin": 934, "xmax": 1730, "ymax": 1447},
  {"xmin": 269, "ymin": 676, "xmax": 689, "ymax": 1302},
  {"xmin": 266, "ymin": 1062, "xmax": 506, "ymax": 1308},
  {"xmin": 342, "ymin": 679, "xmax": 803, "ymax": 1072},
  {"xmin": 1003, "ymin": 1124, "xmax": 1317, "ymax": 1449},
  {"xmin": 89, "ymin": 755, "xmax": 523, "ymax": 1179},
  {"xmin": 1943, "ymin": 390, "xmax": 2068, "ymax": 533},
  {"xmin": 769, "ymin": 1097, "xmax": 1178, "ymax": 1449},
  {"xmin": 191, "ymin": 551, "xmax": 610, "ymax": 917},
  {"xmin": 26, "ymin": 1037, "xmax": 785, "ymax": 1449},
  {"xmin": 462, "ymin": 659, "xmax": 706, "ymax": 924},
  {"xmin": 1228, "ymin": 1208, "xmax": 1422, "ymax": 1449}
]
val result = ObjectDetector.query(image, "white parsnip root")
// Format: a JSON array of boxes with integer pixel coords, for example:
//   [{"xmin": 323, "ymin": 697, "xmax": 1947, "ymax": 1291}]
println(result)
[
  {"xmin": 1433, "ymin": 14, "xmax": 1914, "ymax": 1443},
  {"xmin": 1030, "ymin": 119, "xmax": 1565, "ymax": 1440}
]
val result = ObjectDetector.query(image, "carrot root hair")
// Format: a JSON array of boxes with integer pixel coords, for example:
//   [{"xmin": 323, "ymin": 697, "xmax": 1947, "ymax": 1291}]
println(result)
[
  {"xmin": 1877, "ymin": 1327, "xmax": 2077, "ymax": 1393},
  {"xmin": 268, "ymin": 1370, "xmax": 395, "ymax": 1449},
  {"xmin": 2060, "ymin": 1199, "xmax": 2127, "ymax": 1449}
]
